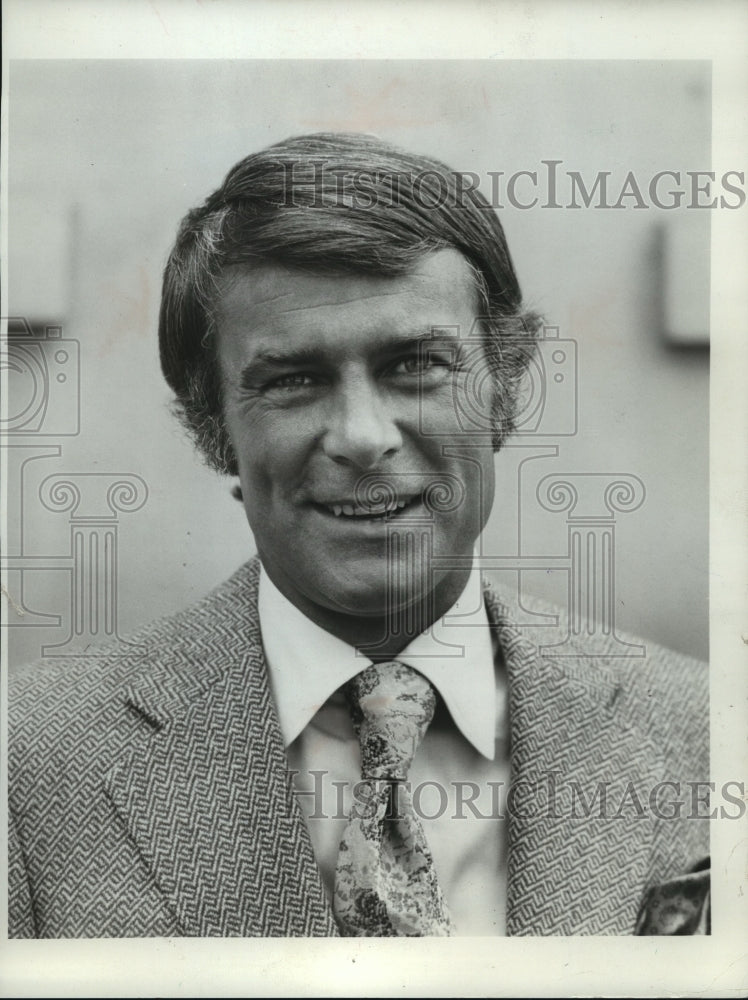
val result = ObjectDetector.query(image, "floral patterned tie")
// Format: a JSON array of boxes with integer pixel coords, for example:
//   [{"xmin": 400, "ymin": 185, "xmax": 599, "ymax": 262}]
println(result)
[{"xmin": 333, "ymin": 661, "xmax": 453, "ymax": 936}]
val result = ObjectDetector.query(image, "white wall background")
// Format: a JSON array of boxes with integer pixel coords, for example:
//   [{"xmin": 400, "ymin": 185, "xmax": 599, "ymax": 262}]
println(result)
[{"xmin": 7, "ymin": 59, "xmax": 710, "ymax": 664}]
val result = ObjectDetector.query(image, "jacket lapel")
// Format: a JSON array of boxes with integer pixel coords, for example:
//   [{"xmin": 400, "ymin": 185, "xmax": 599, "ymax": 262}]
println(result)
[
  {"xmin": 103, "ymin": 560, "xmax": 338, "ymax": 937},
  {"xmin": 485, "ymin": 587, "xmax": 664, "ymax": 935}
]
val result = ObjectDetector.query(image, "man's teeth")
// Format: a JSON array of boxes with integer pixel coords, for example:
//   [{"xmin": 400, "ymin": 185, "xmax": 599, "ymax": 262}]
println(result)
[{"xmin": 328, "ymin": 497, "xmax": 414, "ymax": 517}]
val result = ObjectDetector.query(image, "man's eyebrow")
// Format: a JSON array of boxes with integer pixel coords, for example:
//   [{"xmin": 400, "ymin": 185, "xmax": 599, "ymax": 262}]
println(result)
[{"xmin": 245, "ymin": 346, "xmax": 324, "ymax": 369}]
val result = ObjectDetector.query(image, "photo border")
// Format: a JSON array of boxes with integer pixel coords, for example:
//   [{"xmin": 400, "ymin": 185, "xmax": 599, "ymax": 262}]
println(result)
[{"xmin": 1, "ymin": 1, "xmax": 746, "ymax": 996}]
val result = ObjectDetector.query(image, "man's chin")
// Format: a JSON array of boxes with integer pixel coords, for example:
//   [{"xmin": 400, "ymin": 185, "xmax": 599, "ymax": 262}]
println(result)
[
  {"xmin": 318, "ymin": 577, "xmax": 439, "ymax": 619},
  {"xmin": 263, "ymin": 542, "xmax": 459, "ymax": 622}
]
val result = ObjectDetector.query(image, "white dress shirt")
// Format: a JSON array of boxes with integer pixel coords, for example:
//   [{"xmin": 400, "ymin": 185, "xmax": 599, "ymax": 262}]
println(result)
[{"xmin": 259, "ymin": 561, "xmax": 510, "ymax": 935}]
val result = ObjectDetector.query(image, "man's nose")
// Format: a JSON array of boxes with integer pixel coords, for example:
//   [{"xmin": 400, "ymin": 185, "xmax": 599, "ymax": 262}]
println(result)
[{"xmin": 322, "ymin": 378, "xmax": 403, "ymax": 469}]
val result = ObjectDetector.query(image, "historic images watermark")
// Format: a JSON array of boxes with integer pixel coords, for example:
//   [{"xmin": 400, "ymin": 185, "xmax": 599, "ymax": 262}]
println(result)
[
  {"xmin": 273, "ymin": 159, "xmax": 746, "ymax": 211},
  {"xmin": 0, "ymin": 310, "xmax": 646, "ymax": 662},
  {"xmin": 343, "ymin": 320, "xmax": 648, "ymax": 661},
  {"xmin": 1, "ymin": 317, "xmax": 149, "ymax": 654},
  {"xmin": 286, "ymin": 769, "xmax": 746, "ymax": 822}
]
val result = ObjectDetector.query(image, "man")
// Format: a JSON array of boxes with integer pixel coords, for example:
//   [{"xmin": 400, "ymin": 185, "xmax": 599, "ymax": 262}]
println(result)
[{"xmin": 9, "ymin": 132, "xmax": 709, "ymax": 937}]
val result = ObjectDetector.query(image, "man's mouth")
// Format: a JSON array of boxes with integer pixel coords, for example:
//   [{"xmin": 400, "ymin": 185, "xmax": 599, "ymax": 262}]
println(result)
[{"xmin": 316, "ymin": 493, "xmax": 422, "ymax": 520}]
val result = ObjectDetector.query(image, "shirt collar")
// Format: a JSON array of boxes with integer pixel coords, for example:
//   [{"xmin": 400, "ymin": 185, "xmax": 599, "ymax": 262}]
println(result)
[{"xmin": 258, "ymin": 558, "xmax": 497, "ymax": 760}]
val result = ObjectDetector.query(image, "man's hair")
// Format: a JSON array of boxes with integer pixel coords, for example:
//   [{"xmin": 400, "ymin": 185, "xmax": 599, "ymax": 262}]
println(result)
[{"xmin": 159, "ymin": 132, "xmax": 541, "ymax": 475}]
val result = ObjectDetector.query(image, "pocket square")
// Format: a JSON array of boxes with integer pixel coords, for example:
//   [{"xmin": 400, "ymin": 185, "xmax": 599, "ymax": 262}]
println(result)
[{"xmin": 634, "ymin": 859, "xmax": 710, "ymax": 935}]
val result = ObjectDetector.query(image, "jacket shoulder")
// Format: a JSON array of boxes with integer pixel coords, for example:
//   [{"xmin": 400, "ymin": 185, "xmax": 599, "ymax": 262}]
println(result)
[
  {"xmin": 9, "ymin": 557, "xmax": 262, "ymax": 761},
  {"xmin": 483, "ymin": 576, "xmax": 708, "ymax": 754}
]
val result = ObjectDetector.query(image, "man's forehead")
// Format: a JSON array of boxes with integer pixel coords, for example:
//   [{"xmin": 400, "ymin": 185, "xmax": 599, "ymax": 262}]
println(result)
[{"xmin": 212, "ymin": 248, "xmax": 478, "ymax": 328}]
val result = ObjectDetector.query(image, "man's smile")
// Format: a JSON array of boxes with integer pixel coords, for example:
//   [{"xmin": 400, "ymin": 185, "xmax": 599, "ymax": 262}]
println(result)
[{"xmin": 313, "ymin": 492, "xmax": 423, "ymax": 519}]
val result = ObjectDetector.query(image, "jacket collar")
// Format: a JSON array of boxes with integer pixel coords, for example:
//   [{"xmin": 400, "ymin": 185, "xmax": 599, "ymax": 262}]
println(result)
[{"xmin": 104, "ymin": 558, "xmax": 661, "ymax": 936}]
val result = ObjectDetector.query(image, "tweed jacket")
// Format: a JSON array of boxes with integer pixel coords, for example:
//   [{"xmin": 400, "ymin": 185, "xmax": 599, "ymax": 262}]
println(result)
[{"xmin": 8, "ymin": 556, "xmax": 709, "ymax": 937}]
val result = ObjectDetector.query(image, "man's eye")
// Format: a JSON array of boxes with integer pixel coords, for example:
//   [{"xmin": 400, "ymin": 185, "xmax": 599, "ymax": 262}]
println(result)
[
  {"xmin": 266, "ymin": 373, "xmax": 317, "ymax": 391},
  {"xmin": 390, "ymin": 354, "xmax": 453, "ymax": 376}
]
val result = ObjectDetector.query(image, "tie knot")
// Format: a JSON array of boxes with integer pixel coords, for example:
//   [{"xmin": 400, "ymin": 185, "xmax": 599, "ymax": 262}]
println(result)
[{"xmin": 345, "ymin": 661, "xmax": 436, "ymax": 781}]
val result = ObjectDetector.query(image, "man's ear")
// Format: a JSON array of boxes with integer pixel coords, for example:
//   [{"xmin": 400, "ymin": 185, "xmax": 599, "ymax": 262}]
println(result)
[{"xmin": 231, "ymin": 483, "xmax": 243, "ymax": 502}]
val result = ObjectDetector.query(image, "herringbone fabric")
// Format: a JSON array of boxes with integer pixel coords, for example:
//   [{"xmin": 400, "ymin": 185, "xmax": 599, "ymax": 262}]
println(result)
[
  {"xmin": 8, "ymin": 556, "xmax": 709, "ymax": 937},
  {"xmin": 333, "ymin": 662, "xmax": 452, "ymax": 937}
]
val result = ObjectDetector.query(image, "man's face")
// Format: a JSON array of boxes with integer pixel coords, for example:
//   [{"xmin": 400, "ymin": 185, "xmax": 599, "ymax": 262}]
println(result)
[{"xmin": 214, "ymin": 248, "xmax": 496, "ymax": 624}]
